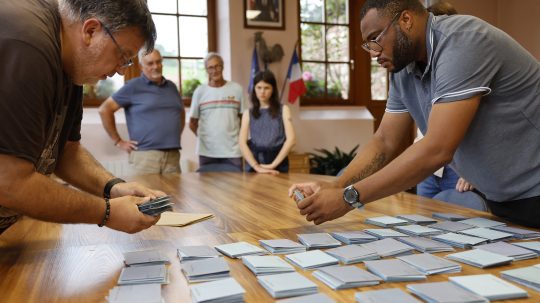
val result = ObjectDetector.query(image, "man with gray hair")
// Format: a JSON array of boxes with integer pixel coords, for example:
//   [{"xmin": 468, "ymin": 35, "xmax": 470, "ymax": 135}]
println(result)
[
  {"xmin": 0, "ymin": 0, "xmax": 164, "ymax": 234},
  {"xmin": 189, "ymin": 52, "xmax": 246, "ymax": 171},
  {"xmin": 99, "ymin": 49, "xmax": 185, "ymax": 175}
]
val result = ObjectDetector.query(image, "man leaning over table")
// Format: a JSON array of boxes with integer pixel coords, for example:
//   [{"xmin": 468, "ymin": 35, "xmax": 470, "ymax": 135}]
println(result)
[
  {"xmin": 0, "ymin": 0, "xmax": 165, "ymax": 235},
  {"xmin": 289, "ymin": 0, "xmax": 540, "ymax": 228}
]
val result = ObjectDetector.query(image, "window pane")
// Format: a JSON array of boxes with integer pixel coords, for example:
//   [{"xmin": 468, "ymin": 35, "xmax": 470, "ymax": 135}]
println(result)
[
  {"xmin": 328, "ymin": 64, "xmax": 349, "ymax": 99},
  {"xmin": 301, "ymin": 23, "xmax": 325, "ymax": 61},
  {"xmin": 163, "ymin": 58, "xmax": 180, "ymax": 89},
  {"xmin": 326, "ymin": 0, "xmax": 348, "ymax": 24},
  {"xmin": 371, "ymin": 58, "xmax": 388, "ymax": 100},
  {"xmin": 302, "ymin": 63, "xmax": 325, "ymax": 98},
  {"xmin": 148, "ymin": 0, "xmax": 177, "ymax": 14},
  {"xmin": 153, "ymin": 15, "xmax": 179, "ymax": 56},
  {"xmin": 326, "ymin": 25, "xmax": 349, "ymax": 61},
  {"xmin": 178, "ymin": 0, "xmax": 207, "ymax": 15},
  {"xmin": 300, "ymin": 0, "xmax": 324, "ymax": 22},
  {"xmin": 181, "ymin": 59, "xmax": 205, "ymax": 97},
  {"xmin": 179, "ymin": 17, "xmax": 208, "ymax": 57}
]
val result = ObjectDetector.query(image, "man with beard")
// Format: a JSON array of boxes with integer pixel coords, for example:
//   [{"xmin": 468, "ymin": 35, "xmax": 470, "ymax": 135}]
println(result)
[
  {"xmin": 0, "ymin": 0, "xmax": 164, "ymax": 234},
  {"xmin": 289, "ymin": 0, "xmax": 540, "ymax": 228},
  {"xmin": 99, "ymin": 49, "xmax": 185, "ymax": 175}
]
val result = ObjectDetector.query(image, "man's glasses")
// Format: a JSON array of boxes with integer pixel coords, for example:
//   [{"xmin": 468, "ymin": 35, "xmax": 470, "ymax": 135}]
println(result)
[
  {"xmin": 102, "ymin": 23, "xmax": 134, "ymax": 69},
  {"xmin": 361, "ymin": 12, "xmax": 402, "ymax": 53},
  {"xmin": 206, "ymin": 64, "xmax": 223, "ymax": 72}
]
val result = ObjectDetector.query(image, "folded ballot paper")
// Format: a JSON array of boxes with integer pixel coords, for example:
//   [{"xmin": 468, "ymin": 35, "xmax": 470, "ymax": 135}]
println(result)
[
  {"xmin": 242, "ymin": 255, "xmax": 295, "ymax": 275},
  {"xmin": 137, "ymin": 195, "xmax": 173, "ymax": 216},
  {"xmin": 117, "ymin": 264, "xmax": 168, "ymax": 285},
  {"xmin": 297, "ymin": 233, "xmax": 341, "ymax": 249},
  {"xmin": 395, "ymin": 224, "xmax": 444, "ymax": 237},
  {"xmin": 501, "ymin": 264, "xmax": 540, "ymax": 292},
  {"xmin": 397, "ymin": 253, "xmax": 461, "ymax": 275},
  {"xmin": 513, "ymin": 241, "xmax": 540, "ymax": 253},
  {"xmin": 325, "ymin": 245, "xmax": 379, "ymax": 264},
  {"xmin": 363, "ymin": 228, "xmax": 409, "ymax": 239},
  {"xmin": 429, "ymin": 221, "xmax": 475, "ymax": 233},
  {"xmin": 475, "ymin": 241, "xmax": 537, "ymax": 260},
  {"xmin": 449, "ymin": 274, "xmax": 528, "ymax": 301},
  {"xmin": 360, "ymin": 238, "xmax": 415, "ymax": 258},
  {"xmin": 459, "ymin": 217, "xmax": 506, "ymax": 228},
  {"xmin": 214, "ymin": 242, "xmax": 267, "ymax": 259},
  {"xmin": 181, "ymin": 257, "xmax": 230, "ymax": 282},
  {"xmin": 107, "ymin": 284, "xmax": 162, "ymax": 303},
  {"xmin": 364, "ymin": 259, "xmax": 426, "ymax": 282},
  {"xmin": 355, "ymin": 288, "xmax": 422, "ymax": 303},
  {"xmin": 313, "ymin": 265, "xmax": 382, "ymax": 290},
  {"xmin": 259, "ymin": 239, "xmax": 306, "ymax": 254},
  {"xmin": 445, "ymin": 249, "xmax": 513, "ymax": 268},
  {"xmin": 276, "ymin": 293, "xmax": 335, "ymax": 303},
  {"xmin": 123, "ymin": 250, "xmax": 169, "ymax": 267},
  {"xmin": 406, "ymin": 281, "xmax": 488, "ymax": 303},
  {"xmin": 396, "ymin": 214, "xmax": 438, "ymax": 225},
  {"xmin": 459, "ymin": 227, "xmax": 513, "ymax": 242},
  {"xmin": 190, "ymin": 277, "xmax": 245, "ymax": 303},
  {"xmin": 330, "ymin": 231, "xmax": 377, "ymax": 244},
  {"xmin": 432, "ymin": 232, "xmax": 487, "ymax": 248},
  {"xmin": 397, "ymin": 236, "xmax": 454, "ymax": 253},
  {"xmin": 365, "ymin": 215, "xmax": 409, "ymax": 227},
  {"xmin": 257, "ymin": 272, "xmax": 318, "ymax": 299},
  {"xmin": 177, "ymin": 245, "xmax": 222, "ymax": 262},
  {"xmin": 432, "ymin": 212, "xmax": 469, "ymax": 221},
  {"xmin": 285, "ymin": 250, "xmax": 339, "ymax": 270},
  {"xmin": 156, "ymin": 212, "xmax": 214, "ymax": 227},
  {"xmin": 491, "ymin": 226, "xmax": 540, "ymax": 239}
]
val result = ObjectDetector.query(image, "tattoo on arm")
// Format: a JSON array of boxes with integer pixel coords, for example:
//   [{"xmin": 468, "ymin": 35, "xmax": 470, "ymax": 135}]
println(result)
[{"xmin": 345, "ymin": 153, "xmax": 387, "ymax": 186}]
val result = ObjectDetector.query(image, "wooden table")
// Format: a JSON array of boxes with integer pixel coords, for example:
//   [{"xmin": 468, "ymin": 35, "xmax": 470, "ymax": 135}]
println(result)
[{"xmin": 1, "ymin": 173, "xmax": 538, "ymax": 302}]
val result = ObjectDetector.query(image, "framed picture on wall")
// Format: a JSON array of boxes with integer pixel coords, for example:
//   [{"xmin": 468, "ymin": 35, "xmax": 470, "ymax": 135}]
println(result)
[{"xmin": 244, "ymin": 0, "xmax": 285, "ymax": 30}]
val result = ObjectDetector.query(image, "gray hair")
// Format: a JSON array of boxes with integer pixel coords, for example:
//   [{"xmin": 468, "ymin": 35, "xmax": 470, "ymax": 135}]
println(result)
[
  {"xmin": 204, "ymin": 52, "xmax": 224, "ymax": 68},
  {"xmin": 138, "ymin": 48, "xmax": 161, "ymax": 63},
  {"xmin": 59, "ymin": 0, "xmax": 156, "ymax": 53}
]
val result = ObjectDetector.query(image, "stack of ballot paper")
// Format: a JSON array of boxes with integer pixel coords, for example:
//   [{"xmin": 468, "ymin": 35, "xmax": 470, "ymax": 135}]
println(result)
[
  {"xmin": 432, "ymin": 232, "xmax": 487, "ymax": 248},
  {"xmin": 123, "ymin": 250, "xmax": 169, "ymax": 266},
  {"xmin": 501, "ymin": 264, "xmax": 540, "ymax": 292},
  {"xmin": 259, "ymin": 239, "xmax": 306, "ymax": 254},
  {"xmin": 360, "ymin": 238, "xmax": 415, "ymax": 257},
  {"xmin": 459, "ymin": 227, "xmax": 513, "ymax": 242},
  {"xmin": 285, "ymin": 250, "xmax": 339, "ymax": 270},
  {"xmin": 242, "ymin": 255, "xmax": 295, "ymax": 275},
  {"xmin": 313, "ymin": 266, "xmax": 382, "ymax": 290},
  {"xmin": 459, "ymin": 217, "xmax": 506, "ymax": 228},
  {"xmin": 491, "ymin": 226, "xmax": 540, "ymax": 240},
  {"xmin": 214, "ymin": 242, "xmax": 267, "ymax": 258},
  {"xmin": 429, "ymin": 221, "xmax": 474, "ymax": 233},
  {"xmin": 396, "ymin": 214, "xmax": 437, "ymax": 225},
  {"xmin": 365, "ymin": 216, "xmax": 409, "ymax": 227},
  {"xmin": 364, "ymin": 259, "xmax": 426, "ymax": 282},
  {"xmin": 156, "ymin": 212, "xmax": 214, "ymax": 227},
  {"xmin": 446, "ymin": 249, "xmax": 513, "ymax": 268},
  {"xmin": 137, "ymin": 196, "xmax": 173, "ymax": 216},
  {"xmin": 190, "ymin": 277, "xmax": 245, "ymax": 303},
  {"xmin": 395, "ymin": 224, "xmax": 444, "ymax": 237},
  {"xmin": 513, "ymin": 241, "xmax": 540, "ymax": 254},
  {"xmin": 449, "ymin": 274, "xmax": 528, "ymax": 301},
  {"xmin": 325, "ymin": 245, "xmax": 379, "ymax": 264},
  {"xmin": 117, "ymin": 264, "xmax": 168, "ymax": 285},
  {"xmin": 397, "ymin": 253, "xmax": 461, "ymax": 275},
  {"xmin": 276, "ymin": 293, "xmax": 335, "ymax": 303},
  {"xmin": 107, "ymin": 284, "xmax": 162, "ymax": 303},
  {"xmin": 355, "ymin": 288, "xmax": 422, "ymax": 303},
  {"xmin": 406, "ymin": 281, "xmax": 488, "ymax": 303},
  {"xmin": 330, "ymin": 231, "xmax": 377, "ymax": 244},
  {"xmin": 177, "ymin": 245, "xmax": 222, "ymax": 262},
  {"xmin": 363, "ymin": 228, "xmax": 409, "ymax": 239},
  {"xmin": 432, "ymin": 212, "xmax": 468, "ymax": 221},
  {"xmin": 180, "ymin": 257, "xmax": 230, "ymax": 282},
  {"xmin": 297, "ymin": 233, "xmax": 341, "ymax": 249},
  {"xmin": 475, "ymin": 242, "xmax": 537, "ymax": 260},
  {"xmin": 397, "ymin": 236, "xmax": 454, "ymax": 253},
  {"xmin": 257, "ymin": 272, "xmax": 318, "ymax": 299}
]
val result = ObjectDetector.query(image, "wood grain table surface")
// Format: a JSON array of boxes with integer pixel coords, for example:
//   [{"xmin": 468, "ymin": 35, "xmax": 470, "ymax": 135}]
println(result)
[{"xmin": 0, "ymin": 173, "xmax": 538, "ymax": 302}]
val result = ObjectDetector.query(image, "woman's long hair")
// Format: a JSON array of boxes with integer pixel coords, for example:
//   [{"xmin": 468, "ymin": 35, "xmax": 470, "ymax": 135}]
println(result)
[{"xmin": 250, "ymin": 70, "xmax": 280, "ymax": 119}]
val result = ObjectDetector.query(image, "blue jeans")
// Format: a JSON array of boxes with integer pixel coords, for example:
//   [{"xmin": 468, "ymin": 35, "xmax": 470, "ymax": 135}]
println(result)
[{"xmin": 417, "ymin": 166, "xmax": 459, "ymax": 198}]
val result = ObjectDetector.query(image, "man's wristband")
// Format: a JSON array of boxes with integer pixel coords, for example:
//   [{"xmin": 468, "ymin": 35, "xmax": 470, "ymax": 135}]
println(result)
[
  {"xmin": 98, "ymin": 198, "xmax": 110, "ymax": 227},
  {"xmin": 103, "ymin": 177, "xmax": 126, "ymax": 199}
]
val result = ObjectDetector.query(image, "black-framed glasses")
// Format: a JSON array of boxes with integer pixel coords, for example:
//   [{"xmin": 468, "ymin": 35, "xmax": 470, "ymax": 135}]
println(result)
[
  {"xmin": 361, "ymin": 12, "xmax": 402, "ymax": 53},
  {"xmin": 102, "ymin": 23, "xmax": 134, "ymax": 69}
]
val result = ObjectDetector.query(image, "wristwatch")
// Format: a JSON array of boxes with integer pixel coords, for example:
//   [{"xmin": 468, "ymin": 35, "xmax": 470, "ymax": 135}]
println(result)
[{"xmin": 343, "ymin": 185, "xmax": 364, "ymax": 209}]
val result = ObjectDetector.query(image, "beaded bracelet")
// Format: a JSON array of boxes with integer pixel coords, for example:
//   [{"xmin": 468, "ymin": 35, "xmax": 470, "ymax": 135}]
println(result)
[{"xmin": 98, "ymin": 198, "xmax": 110, "ymax": 227}]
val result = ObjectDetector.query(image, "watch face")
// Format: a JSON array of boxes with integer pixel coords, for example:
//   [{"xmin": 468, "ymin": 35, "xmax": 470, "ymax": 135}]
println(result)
[{"xmin": 344, "ymin": 187, "xmax": 359, "ymax": 203}]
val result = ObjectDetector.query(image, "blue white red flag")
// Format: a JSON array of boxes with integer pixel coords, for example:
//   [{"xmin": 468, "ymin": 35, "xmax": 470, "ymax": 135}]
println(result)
[{"xmin": 286, "ymin": 49, "xmax": 306, "ymax": 103}]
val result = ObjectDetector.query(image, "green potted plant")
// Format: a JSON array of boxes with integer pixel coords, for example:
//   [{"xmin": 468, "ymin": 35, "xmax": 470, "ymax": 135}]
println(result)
[{"xmin": 309, "ymin": 145, "xmax": 359, "ymax": 176}]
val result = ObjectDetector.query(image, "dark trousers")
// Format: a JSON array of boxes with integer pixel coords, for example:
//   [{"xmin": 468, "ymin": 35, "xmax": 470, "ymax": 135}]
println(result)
[
  {"xmin": 485, "ymin": 195, "xmax": 540, "ymax": 228},
  {"xmin": 246, "ymin": 142, "xmax": 289, "ymax": 173}
]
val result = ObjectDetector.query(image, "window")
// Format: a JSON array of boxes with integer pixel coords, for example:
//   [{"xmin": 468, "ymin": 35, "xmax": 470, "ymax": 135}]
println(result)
[{"xmin": 298, "ymin": 0, "xmax": 389, "ymax": 108}]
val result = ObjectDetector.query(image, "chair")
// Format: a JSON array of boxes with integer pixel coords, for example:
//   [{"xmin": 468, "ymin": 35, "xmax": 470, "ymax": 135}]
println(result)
[
  {"xmin": 432, "ymin": 189, "xmax": 488, "ymax": 211},
  {"xmin": 196, "ymin": 163, "xmax": 242, "ymax": 173}
]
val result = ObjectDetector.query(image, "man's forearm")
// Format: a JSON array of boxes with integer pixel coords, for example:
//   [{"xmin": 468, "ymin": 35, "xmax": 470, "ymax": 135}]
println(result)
[{"xmin": 99, "ymin": 111, "xmax": 122, "ymax": 143}]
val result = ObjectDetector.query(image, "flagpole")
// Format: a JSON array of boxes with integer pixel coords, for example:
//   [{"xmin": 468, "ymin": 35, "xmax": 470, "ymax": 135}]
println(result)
[{"xmin": 280, "ymin": 40, "xmax": 300, "ymax": 103}]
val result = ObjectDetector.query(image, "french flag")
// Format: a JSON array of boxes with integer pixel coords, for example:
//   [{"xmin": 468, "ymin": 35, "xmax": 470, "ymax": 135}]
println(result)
[{"xmin": 286, "ymin": 49, "xmax": 306, "ymax": 104}]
